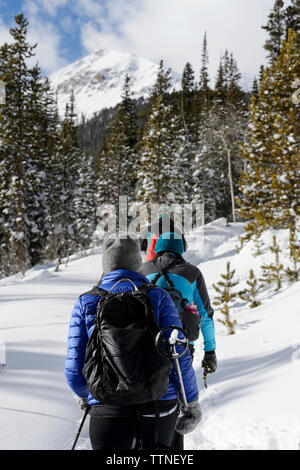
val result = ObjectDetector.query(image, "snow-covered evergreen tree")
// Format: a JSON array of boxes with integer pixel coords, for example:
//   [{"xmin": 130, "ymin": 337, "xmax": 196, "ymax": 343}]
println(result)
[
  {"xmin": 138, "ymin": 95, "xmax": 179, "ymax": 204},
  {"xmin": 237, "ymin": 29, "xmax": 300, "ymax": 240},
  {"xmin": 138, "ymin": 62, "xmax": 182, "ymax": 205},
  {"xmin": 285, "ymin": 0, "xmax": 300, "ymax": 40},
  {"xmin": 0, "ymin": 15, "xmax": 39, "ymax": 274},
  {"xmin": 75, "ymin": 151, "xmax": 96, "ymax": 251},
  {"xmin": 262, "ymin": 0, "xmax": 286, "ymax": 63},
  {"xmin": 181, "ymin": 62, "xmax": 197, "ymax": 142},
  {"xmin": 199, "ymin": 32, "xmax": 210, "ymax": 103},
  {"xmin": 177, "ymin": 62, "xmax": 199, "ymax": 204},
  {"xmin": 251, "ymin": 77, "xmax": 259, "ymax": 99},
  {"xmin": 25, "ymin": 66, "xmax": 54, "ymax": 266},
  {"xmin": 193, "ymin": 51, "xmax": 248, "ymax": 223},
  {"xmin": 95, "ymin": 75, "xmax": 138, "ymax": 208},
  {"xmin": 45, "ymin": 95, "xmax": 90, "ymax": 259}
]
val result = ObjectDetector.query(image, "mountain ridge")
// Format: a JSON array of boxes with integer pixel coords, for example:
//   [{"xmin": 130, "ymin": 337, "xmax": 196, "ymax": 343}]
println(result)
[{"xmin": 50, "ymin": 48, "xmax": 180, "ymax": 120}]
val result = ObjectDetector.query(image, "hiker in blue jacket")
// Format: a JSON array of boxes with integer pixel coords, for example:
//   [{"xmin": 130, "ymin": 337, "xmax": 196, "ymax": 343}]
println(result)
[{"xmin": 65, "ymin": 234, "xmax": 201, "ymax": 450}]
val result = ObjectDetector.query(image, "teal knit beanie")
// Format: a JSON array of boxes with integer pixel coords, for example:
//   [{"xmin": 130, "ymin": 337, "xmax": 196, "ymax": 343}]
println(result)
[{"xmin": 154, "ymin": 232, "xmax": 184, "ymax": 255}]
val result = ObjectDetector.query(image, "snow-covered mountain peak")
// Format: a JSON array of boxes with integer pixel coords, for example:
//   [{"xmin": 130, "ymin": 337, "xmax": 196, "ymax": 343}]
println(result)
[{"xmin": 50, "ymin": 48, "xmax": 180, "ymax": 120}]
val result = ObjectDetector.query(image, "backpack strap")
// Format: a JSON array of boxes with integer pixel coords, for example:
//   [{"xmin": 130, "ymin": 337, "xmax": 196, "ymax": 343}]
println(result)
[
  {"xmin": 80, "ymin": 286, "xmax": 107, "ymax": 297},
  {"xmin": 152, "ymin": 259, "xmax": 175, "ymax": 289},
  {"xmin": 139, "ymin": 283, "xmax": 159, "ymax": 294},
  {"xmin": 85, "ymin": 282, "xmax": 157, "ymax": 298},
  {"xmin": 108, "ymin": 278, "xmax": 139, "ymax": 293},
  {"xmin": 151, "ymin": 261, "xmax": 189, "ymax": 307},
  {"xmin": 152, "ymin": 272, "xmax": 162, "ymax": 285}
]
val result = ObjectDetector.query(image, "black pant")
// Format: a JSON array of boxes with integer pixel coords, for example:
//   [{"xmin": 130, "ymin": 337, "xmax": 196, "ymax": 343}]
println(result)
[{"xmin": 89, "ymin": 400, "xmax": 178, "ymax": 450}]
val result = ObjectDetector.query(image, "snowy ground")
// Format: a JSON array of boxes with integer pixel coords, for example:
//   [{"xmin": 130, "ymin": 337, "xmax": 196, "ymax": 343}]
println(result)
[{"xmin": 0, "ymin": 219, "xmax": 299, "ymax": 450}]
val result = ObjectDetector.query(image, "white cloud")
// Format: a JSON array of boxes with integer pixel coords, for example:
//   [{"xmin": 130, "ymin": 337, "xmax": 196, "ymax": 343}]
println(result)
[
  {"xmin": 27, "ymin": 20, "xmax": 68, "ymax": 74},
  {"xmin": 25, "ymin": 0, "xmax": 68, "ymax": 17},
  {"xmin": 80, "ymin": 0, "xmax": 275, "ymax": 87},
  {"xmin": 72, "ymin": 0, "xmax": 105, "ymax": 19},
  {"xmin": 41, "ymin": 0, "xmax": 68, "ymax": 16},
  {"xmin": 18, "ymin": 0, "xmax": 106, "ymax": 75},
  {"xmin": 21, "ymin": 0, "xmax": 68, "ymax": 74},
  {"xmin": 0, "ymin": 6, "xmax": 67, "ymax": 75}
]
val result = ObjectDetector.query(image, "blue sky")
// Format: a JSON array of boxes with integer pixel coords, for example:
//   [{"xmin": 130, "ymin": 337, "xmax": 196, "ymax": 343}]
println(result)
[{"xmin": 0, "ymin": 0, "xmax": 288, "ymax": 87}]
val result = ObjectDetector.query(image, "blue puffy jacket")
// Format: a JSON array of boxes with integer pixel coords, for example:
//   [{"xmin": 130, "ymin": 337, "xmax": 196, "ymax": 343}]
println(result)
[{"xmin": 65, "ymin": 269, "xmax": 199, "ymax": 405}]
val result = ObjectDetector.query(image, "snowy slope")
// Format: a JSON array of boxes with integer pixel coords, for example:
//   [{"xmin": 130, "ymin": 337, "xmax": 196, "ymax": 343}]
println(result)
[
  {"xmin": 50, "ymin": 48, "xmax": 180, "ymax": 119},
  {"xmin": 0, "ymin": 220, "xmax": 299, "ymax": 450}
]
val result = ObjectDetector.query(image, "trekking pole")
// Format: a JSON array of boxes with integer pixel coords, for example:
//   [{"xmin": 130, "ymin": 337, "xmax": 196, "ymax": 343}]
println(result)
[
  {"xmin": 155, "ymin": 326, "xmax": 189, "ymax": 411},
  {"xmin": 203, "ymin": 369, "xmax": 208, "ymax": 389},
  {"xmin": 71, "ymin": 405, "xmax": 91, "ymax": 451}
]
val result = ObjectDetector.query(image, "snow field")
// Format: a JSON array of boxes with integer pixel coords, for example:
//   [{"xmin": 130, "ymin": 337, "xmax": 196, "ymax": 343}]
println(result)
[{"xmin": 0, "ymin": 219, "xmax": 299, "ymax": 450}]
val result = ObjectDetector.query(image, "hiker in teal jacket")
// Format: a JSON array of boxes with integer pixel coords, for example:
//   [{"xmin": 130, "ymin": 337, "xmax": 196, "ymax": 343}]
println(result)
[
  {"xmin": 140, "ymin": 232, "xmax": 217, "ymax": 450},
  {"xmin": 140, "ymin": 232, "xmax": 217, "ymax": 361}
]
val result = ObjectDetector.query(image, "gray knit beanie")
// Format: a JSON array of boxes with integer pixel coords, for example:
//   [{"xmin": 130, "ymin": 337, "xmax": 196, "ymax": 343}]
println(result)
[{"xmin": 102, "ymin": 233, "xmax": 142, "ymax": 274}]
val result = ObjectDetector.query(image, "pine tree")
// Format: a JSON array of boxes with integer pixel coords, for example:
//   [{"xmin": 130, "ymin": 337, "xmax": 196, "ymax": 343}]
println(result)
[
  {"xmin": 95, "ymin": 75, "xmax": 138, "ymax": 208},
  {"xmin": 25, "ymin": 66, "xmax": 54, "ymax": 265},
  {"xmin": 252, "ymin": 233, "xmax": 265, "ymax": 257},
  {"xmin": 237, "ymin": 29, "xmax": 300, "ymax": 240},
  {"xmin": 262, "ymin": 0, "xmax": 286, "ymax": 63},
  {"xmin": 0, "ymin": 43, "xmax": 14, "ymax": 275},
  {"xmin": 0, "ymin": 14, "xmax": 96, "ymax": 275},
  {"xmin": 258, "ymin": 65, "xmax": 265, "ymax": 84},
  {"xmin": 46, "ymin": 95, "xmax": 87, "ymax": 259},
  {"xmin": 188, "ymin": 33, "xmax": 215, "ymax": 210},
  {"xmin": 199, "ymin": 32, "xmax": 211, "ymax": 104},
  {"xmin": 260, "ymin": 236, "xmax": 284, "ymax": 291},
  {"xmin": 239, "ymin": 269, "xmax": 262, "ymax": 308},
  {"xmin": 251, "ymin": 77, "xmax": 259, "ymax": 99},
  {"xmin": 213, "ymin": 262, "xmax": 238, "ymax": 335},
  {"xmin": 178, "ymin": 62, "xmax": 199, "ymax": 203},
  {"xmin": 285, "ymin": 231, "xmax": 300, "ymax": 282},
  {"xmin": 215, "ymin": 55, "xmax": 227, "ymax": 103},
  {"xmin": 285, "ymin": 0, "xmax": 300, "ymax": 40},
  {"xmin": 193, "ymin": 107, "xmax": 228, "ymax": 221},
  {"xmin": 95, "ymin": 141, "xmax": 112, "ymax": 206},
  {"xmin": 43, "ymin": 92, "xmax": 63, "ymax": 261},
  {"xmin": 138, "ymin": 95, "xmax": 179, "ymax": 205},
  {"xmin": 138, "ymin": 62, "xmax": 181, "ymax": 205},
  {"xmin": 191, "ymin": 56, "xmax": 226, "ymax": 221},
  {"xmin": 75, "ymin": 151, "xmax": 96, "ymax": 251},
  {"xmin": 204, "ymin": 51, "xmax": 248, "ymax": 223},
  {"xmin": 151, "ymin": 60, "xmax": 172, "ymax": 101},
  {"xmin": 181, "ymin": 62, "xmax": 196, "ymax": 141},
  {"xmin": 0, "ymin": 14, "xmax": 38, "ymax": 274}
]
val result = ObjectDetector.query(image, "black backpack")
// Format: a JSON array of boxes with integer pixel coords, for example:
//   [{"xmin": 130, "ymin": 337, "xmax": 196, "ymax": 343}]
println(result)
[
  {"xmin": 152, "ymin": 259, "xmax": 200, "ymax": 342},
  {"xmin": 82, "ymin": 279, "xmax": 173, "ymax": 406}
]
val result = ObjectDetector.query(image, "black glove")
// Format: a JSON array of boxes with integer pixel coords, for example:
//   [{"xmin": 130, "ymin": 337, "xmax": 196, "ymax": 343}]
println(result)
[
  {"xmin": 78, "ymin": 397, "xmax": 89, "ymax": 410},
  {"xmin": 175, "ymin": 400, "xmax": 202, "ymax": 435},
  {"xmin": 201, "ymin": 351, "xmax": 217, "ymax": 374}
]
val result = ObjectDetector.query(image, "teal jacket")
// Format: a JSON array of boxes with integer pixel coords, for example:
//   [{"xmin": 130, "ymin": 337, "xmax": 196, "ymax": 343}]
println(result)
[{"xmin": 140, "ymin": 253, "xmax": 216, "ymax": 352}]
